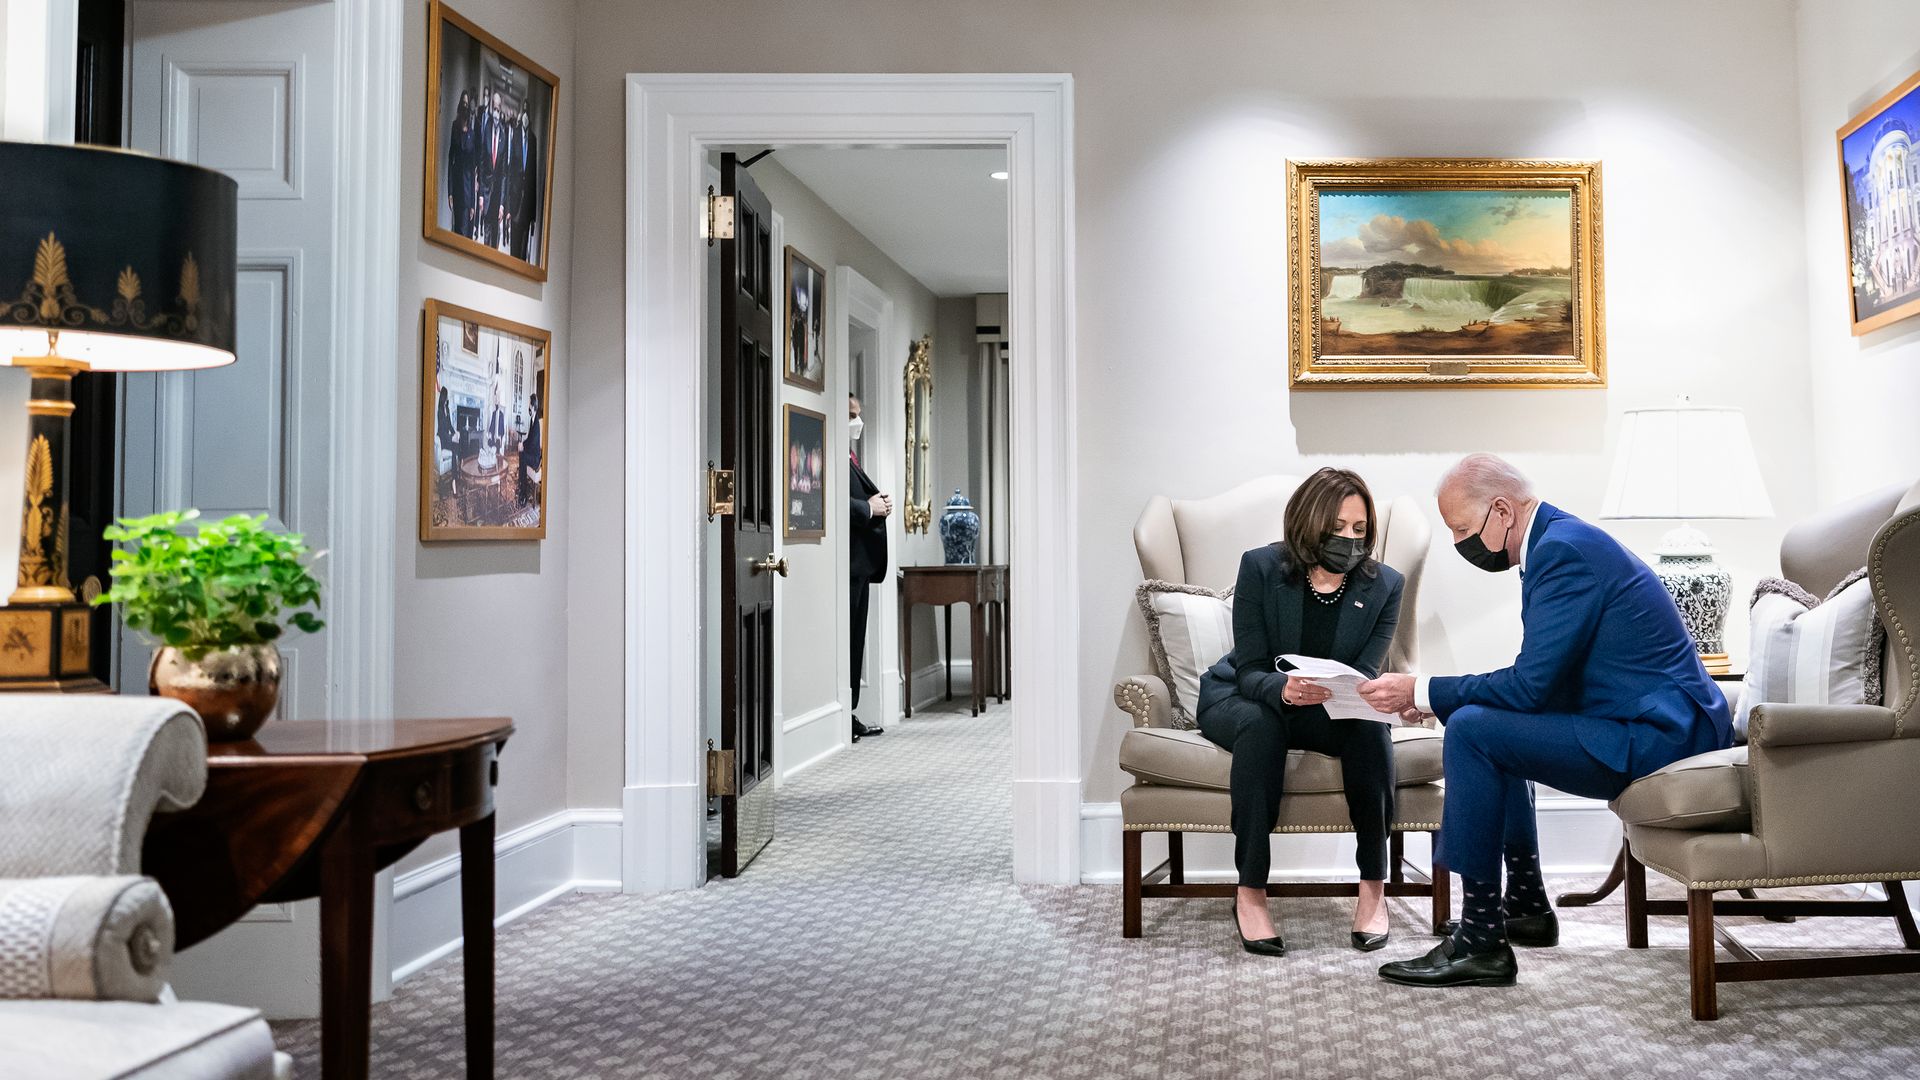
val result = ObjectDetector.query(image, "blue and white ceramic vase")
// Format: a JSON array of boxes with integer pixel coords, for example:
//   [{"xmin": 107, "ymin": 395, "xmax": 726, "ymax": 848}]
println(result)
[{"xmin": 939, "ymin": 490, "xmax": 981, "ymax": 565}]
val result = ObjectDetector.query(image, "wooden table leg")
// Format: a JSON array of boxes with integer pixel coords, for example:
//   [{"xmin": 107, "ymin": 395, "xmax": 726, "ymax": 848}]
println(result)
[
  {"xmin": 1559, "ymin": 844, "xmax": 1626, "ymax": 907},
  {"xmin": 461, "ymin": 813, "xmax": 496, "ymax": 1079},
  {"xmin": 900, "ymin": 593, "xmax": 913, "ymax": 719},
  {"xmin": 997, "ymin": 599, "xmax": 1008, "ymax": 703},
  {"xmin": 944, "ymin": 605, "xmax": 954, "ymax": 701},
  {"xmin": 319, "ymin": 825, "xmax": 374, "ymax": 1080},
  {"xmin": 970, "ymin": 600, "xmax": 985, "ymax": 716}
]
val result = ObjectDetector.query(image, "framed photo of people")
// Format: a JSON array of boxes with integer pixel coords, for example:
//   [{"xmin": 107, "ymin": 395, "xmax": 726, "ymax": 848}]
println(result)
[
  {"xmin": 424, "ymin": 0, "xmax": 559, "ymax": 281},
  {"xmin": 784, "ymin": 246, "xmax": 828, "ymax": 391},
  {"xmin": 783, "ymin": 404, "xmax": 827, "ymax": 540},
  {"xmin": 1837, "ymin": 67, "xmax": 1920, "ymax": 336},
  {"xmin": 421, "ymin": 300, "xmax": 552, "ymax": 541}
]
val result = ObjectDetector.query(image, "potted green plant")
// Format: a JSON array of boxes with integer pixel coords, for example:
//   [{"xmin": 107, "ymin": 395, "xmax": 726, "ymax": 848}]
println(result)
[{"xmin": 93, "ymin": 510, "xmax": 324, "ymax": 741}]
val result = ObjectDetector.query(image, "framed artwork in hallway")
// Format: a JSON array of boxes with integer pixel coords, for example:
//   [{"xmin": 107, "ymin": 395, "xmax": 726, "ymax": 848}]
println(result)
[
  {"xmin": 1837, "ymin": 67, "xmax": 1920, "ymax": 336},
  {"xmin": 783, "ymin": 404, "xmax": 827, "ymax": 540},
  {"xmin": 421, "ymin": 300, "xmax": 552, "ymax": 541},
  {"xmin": 424, "ymin": 0, "xmax": 559, "ymax": 281},
  {"xmin": 1287, "ymin": 158, "xmax": 1605, "ymax": 388},
  {"xmin": 784, "ymin": 246, "xmax": 828, "ymax": 391}
]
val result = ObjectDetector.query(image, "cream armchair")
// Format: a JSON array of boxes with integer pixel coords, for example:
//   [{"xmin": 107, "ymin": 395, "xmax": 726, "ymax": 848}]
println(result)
[
  {"xmin": 1111, "ymin": 475, "xmax": 1446, "ymax": 937},
  {"xmin": 1609, "ymin": 478, "xmax": 1920, "ymax": 1020}
]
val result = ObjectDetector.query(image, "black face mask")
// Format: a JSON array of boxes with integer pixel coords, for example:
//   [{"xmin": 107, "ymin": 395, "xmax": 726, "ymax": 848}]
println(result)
[
  {"xmin": 1319, "ymin": 534, "xmax": 1367, "ymax": 575},
  {"xmin": 1454, "ymin": 503, "xmax": 1514, "ymax": 573}
]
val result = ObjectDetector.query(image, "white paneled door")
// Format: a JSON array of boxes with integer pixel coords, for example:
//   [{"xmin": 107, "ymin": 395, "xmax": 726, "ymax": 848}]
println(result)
[{"xmin": 122, "ymin": 0, "xmax": 337, "ymax": 1019}]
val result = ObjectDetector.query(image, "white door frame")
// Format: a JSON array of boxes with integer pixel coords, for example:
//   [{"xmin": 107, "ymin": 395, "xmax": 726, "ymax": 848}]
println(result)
[
  {"xmin": 622, "ymin": 74, "xmax": 1079, "ymax": 890},
  {"xmin": 835, "ymin": 265, "xmax": 900, "ymax": 737}
]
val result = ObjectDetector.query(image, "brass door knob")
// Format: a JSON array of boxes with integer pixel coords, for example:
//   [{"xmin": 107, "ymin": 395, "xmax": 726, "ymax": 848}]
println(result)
[{"xmin": 751, "ymin": 554, "xmax": 790, "ymax": 577}]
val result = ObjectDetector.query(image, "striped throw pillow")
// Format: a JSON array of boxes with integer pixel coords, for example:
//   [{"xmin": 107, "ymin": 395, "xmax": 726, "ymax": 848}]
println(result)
[
  {"xmin": 1135, "ymin": 581, "xmax": 1234, "ymax": 729},
  {"xmin": 1736, "ymin": 568, "xmax": 1885, "ymax": 740}
]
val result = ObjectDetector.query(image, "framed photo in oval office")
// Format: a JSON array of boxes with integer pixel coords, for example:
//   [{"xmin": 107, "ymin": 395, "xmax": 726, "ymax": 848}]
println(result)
[
  {"xmin": 783, "ymin": 404, "xmax": 827, "ymax": 541},
  {"xmin": 424, "ymin": 0, "xmax": 559, "ymax": 282},
  {"xmin": 421, "ymin": 299, "xmax": 552, "ymax": 541},
  {"xmin": 784, "ymin": 246, "xmax": 828, "ymax": 391},
  {"xmin": 1836, "ymin": 66, "xmax": 1920, "ymax": 336}
]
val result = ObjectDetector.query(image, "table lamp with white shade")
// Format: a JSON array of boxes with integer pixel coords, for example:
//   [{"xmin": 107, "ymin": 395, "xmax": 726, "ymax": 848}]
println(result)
[
  {"xmin": 0, "ymin": 141, "xmax": 238, "ymax": 691},
  {"xmin": 1600, "ymin": 397, "xmax": 1774, "ymax": 675}
]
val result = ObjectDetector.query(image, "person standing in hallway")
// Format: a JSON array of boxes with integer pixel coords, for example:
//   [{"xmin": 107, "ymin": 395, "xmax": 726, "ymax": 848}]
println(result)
[{"xmin": 849, "ymin": 393, "xmax": 890, "ymax": 743}]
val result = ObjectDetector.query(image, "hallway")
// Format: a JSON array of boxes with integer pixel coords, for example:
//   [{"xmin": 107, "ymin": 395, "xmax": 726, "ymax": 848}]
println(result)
[{"xmin": 274, "ymin": 700, "xmax": 1920, "ymax": 1078}]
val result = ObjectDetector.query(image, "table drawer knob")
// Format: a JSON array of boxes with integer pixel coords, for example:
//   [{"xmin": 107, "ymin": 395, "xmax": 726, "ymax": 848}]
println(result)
[{"xmin": 413, "ymin": 781, "xmax": 435, "ymax": 812}]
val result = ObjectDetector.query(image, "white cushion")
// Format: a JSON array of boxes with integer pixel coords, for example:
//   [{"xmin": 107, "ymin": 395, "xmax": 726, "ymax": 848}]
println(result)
[
  {"xmin": 1737, "ymin": 570, "xmax": 1885, "ymax": 740},
  {"xmin": 1134, "ymin": 580, "xmax": 1233, "ymax": 729},
  {"xmin": 0, "ymin": 999, "xmax": 275, "ymax": 1079}
]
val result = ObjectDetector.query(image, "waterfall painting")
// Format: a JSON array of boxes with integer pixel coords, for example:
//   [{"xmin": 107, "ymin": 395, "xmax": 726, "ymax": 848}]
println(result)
[
  {"xmin": 1837, "ymin": 67, "xmax": 1920, "ymax": 336},
  {"xmin": 1288, "ymin": 159, "xmax": 1605, "ymax": 388}
]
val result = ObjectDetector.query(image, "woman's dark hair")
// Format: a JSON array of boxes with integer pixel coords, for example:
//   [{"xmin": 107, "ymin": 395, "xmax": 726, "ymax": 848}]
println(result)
[{"xmin": 1281, "ymin": 467, "xmax": 1379, "ymax": 579}]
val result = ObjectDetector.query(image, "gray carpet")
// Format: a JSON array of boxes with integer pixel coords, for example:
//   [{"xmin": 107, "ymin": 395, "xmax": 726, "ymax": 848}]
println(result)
[{"xmin": 273, "ymin": 698, "xmax": 1920, "ymax": 1078}]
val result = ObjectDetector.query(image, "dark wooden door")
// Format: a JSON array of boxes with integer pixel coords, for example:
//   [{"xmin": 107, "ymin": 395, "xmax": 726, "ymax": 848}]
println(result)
[{"xmin": 716, "ymin": 153, "xmax": 777, "ymax": 877}]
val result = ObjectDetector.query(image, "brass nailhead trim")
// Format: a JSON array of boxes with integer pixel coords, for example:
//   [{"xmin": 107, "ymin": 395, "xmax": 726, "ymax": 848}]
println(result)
[{"xmin": 1869, "ymin": 508, "xmax": 1919, "ymax": 735}]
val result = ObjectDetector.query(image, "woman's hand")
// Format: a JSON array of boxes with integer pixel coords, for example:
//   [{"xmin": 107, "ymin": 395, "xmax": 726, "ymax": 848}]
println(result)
[{"xmin": 1281, "ymin": 676, "xmax": 1330, "ymax": 707}]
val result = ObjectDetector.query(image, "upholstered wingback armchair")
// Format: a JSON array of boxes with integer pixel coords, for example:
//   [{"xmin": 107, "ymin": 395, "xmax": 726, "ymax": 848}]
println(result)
[
  {"xmin": 1109, "ymin": 475, "xmax": 1446, "ymax": 937},
  {"xmin": 0, "ymin": 696, "xmax": 287, "ymax": 1079},
  {"xmin": 1610, "ymin": 478, "xmax": 1920, "ymax": 1020}
]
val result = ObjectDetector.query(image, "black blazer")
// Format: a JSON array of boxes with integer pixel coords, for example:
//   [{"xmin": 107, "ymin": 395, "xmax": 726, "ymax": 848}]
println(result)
[
  {"xmin": 849, "ymin": 457, "xmax": 889, "ymax": 584},
  {"xmin": 1196, "ymin": 544, "xmax": 1404, "ymax": 717}
]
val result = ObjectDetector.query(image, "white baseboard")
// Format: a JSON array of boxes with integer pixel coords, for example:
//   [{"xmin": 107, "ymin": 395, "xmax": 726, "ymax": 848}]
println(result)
[
  {"xmin": 908, "ymin": 659, "xmax": 971, "ymax": 713},
  {"xmin": 1079, "ymin": 793, "xmax": 1622, "ymax": 884},
  {"xmin": 390, "ymin": 809, "xmax": 623, "ymax": 984},
  {"xmin": 1014, "ymin": 778, "xmax": 1082, "ymax": 884},
  {"xmin": 781, "ymin": 700, "xmax": 845, "ymax": 782}
]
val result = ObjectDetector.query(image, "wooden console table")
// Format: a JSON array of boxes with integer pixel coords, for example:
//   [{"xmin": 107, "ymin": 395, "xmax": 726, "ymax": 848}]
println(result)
[
  {"xmin": 899, "ymin": 564, "xmax": 1008, "ymax": 716},
  {"xmin": 143, "ymin": 716, "xmax": 514, "ymax": 1080}
]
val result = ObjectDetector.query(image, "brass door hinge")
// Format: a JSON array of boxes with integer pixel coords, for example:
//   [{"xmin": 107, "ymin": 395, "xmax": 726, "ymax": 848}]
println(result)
[
  {"xmin": 706, "ymin": 739, "xmax": 736, "ymax": 796},
  {"xmin": 707, "ymin": 461, "xmax": 735, "ymax": 520},
  {"xmin": 704, "ymin": 186, "xmax": 735, "ymax": 247}
]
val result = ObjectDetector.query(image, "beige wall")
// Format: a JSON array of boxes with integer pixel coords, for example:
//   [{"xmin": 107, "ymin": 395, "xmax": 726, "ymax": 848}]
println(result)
[
  {"xmin": 1793, "ymin": 0, "xmax": 1920, "ymax": 504},
  {"xmin": 397, "ymin": 0, "xmax": 578, "ymax": 867},
  {"xmin": 566, "ymin": 0, "xmax": 1818, "ymax": 808}
]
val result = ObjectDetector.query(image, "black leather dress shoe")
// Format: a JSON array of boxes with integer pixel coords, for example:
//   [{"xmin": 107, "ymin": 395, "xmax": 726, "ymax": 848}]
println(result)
[
  {"xmin": 1438, "ymin": 910, "xmax": 1559, "ymax": 947},
  {"xmin": 852, "ymin": 720, "xmax": 884, "ymax": 739},
  {"xmin": 1378, "ymin": 938, "xmax": 1517, "ymax": 987},
  {"xmin": 1233, "ymin": 907, "xmax": 1286, "ymax": 957},
  {"xmin": 1351, "ymin": 931, "xmax": 1390, "ymax": 952}
]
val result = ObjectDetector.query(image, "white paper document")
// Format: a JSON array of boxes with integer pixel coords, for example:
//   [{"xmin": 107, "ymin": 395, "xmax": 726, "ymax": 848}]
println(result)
[{"xmin": 1276, "ymin": 654, "xmax": 1404, "ymax": 723}]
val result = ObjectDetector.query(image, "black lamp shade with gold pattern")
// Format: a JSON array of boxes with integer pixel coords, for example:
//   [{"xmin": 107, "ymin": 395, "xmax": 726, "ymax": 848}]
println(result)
[{"xmin": 0, "ymin": 141, "xmax": 238, "ymax": 371}]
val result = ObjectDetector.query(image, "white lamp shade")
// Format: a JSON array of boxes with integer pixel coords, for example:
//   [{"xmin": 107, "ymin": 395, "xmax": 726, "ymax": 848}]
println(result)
[
  {"xmin": 1601, "ymin": 405, "xmax": 1774, "ymax": 520},
  {"xmin": 0, "ymin": 328, "xmax": 234, "ymax": 373}
]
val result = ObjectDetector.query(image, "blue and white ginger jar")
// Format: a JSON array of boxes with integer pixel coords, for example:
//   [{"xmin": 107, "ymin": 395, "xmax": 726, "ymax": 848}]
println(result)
[{"xmin": 939, "ymin": 489, "xmax": 981, "ymax": 565}]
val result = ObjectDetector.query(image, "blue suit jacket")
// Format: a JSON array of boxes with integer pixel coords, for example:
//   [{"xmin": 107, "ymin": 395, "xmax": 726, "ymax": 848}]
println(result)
[{"xmin": 1428, "ymin": 503, "xmax": 1733, "ymax": 773}]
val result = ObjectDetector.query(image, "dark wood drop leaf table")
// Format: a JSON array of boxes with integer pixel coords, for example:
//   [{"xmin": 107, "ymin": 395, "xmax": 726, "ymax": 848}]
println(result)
[{"xmin": 142, "ymin": 717, "xmax": 514, "ymax": 1080}]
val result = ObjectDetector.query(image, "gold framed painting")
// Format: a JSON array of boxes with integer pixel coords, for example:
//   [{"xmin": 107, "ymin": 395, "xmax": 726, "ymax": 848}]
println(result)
[
  {"xmin": 1287, "ymin": 159, "xmax": 1605, "ymax": 388},
  {"xmin": 421, "ymin": 299, "xmax": 551, "ymax": 541},
  {"xmin": 1836, "ymin": 68, "xmax": 1920, "ymax": 336},
  {"xmin": 423, "ymin": 0, "xmax": 560, "ymax": 282}
]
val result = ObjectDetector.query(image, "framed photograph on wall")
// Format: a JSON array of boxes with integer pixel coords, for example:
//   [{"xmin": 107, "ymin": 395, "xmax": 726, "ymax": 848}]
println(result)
[
  {"xmin": 1837, "ymin": 68, "xmax": 1920, "ymax": 336},
  {"xmin": 1287, "ymin": 158, "xmax": 1605, "ymax": 388},
  {"xmin": 783, "ymin": 404, "xmax": 827, "ymax": 541},
  {"xmin": 784, "ymin": 246, "xmax": 828, "ymax": 391},
  {"xmin": 421, "ymin": 299, "xmax": 551, "ymax": 541},
  {"xmin": 424, "ymin": 0, "xmax": 559, "ymax": 281}
]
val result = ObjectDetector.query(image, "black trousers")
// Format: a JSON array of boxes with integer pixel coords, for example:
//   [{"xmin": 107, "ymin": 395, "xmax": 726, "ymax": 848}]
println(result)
[
  {"xmin": 850, "ymin": 579, "xmax": 870, "ymax": 710},
  {"xmin": 1197, "ymin": 693, "xmax": 1396, "ymax": 888}
]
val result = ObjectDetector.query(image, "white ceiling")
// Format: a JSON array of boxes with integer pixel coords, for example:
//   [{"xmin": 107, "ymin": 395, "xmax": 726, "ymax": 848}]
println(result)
[{"xmin": 771, "ymin": 148, "xmax": 1009, "ymax": 297}]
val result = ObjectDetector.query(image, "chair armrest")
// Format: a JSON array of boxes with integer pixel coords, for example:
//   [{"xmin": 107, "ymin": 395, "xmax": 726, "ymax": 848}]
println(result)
[
  {"xmin": 1113, "ymin": 675, "xmax": 1174, "ymax": 729},
  {"xmin": 1747, "ymin": 703, "xmax": 1900, "ymax": 748},
  {"xmin": 0, "ymin": 876, "xmax": 173, "ymax": 1002}
]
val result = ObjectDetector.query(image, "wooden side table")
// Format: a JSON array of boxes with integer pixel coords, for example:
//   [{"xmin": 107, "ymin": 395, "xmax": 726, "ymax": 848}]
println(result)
[
  {"xmin": 898, "ymin": 565, "xmax": 1008, "ymax": 716},
  {"xmin": 143, "ymin": 716, "xmax": 513, "ymax": 1080}
]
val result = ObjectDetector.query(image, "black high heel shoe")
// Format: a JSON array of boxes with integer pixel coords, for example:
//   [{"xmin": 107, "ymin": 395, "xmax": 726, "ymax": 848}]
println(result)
[
  {"xmin": 1233, "ymin": 904, "xmax": 1286, "ymax": 957},
  {"xmin": 1351, "ymin": 930, "xmax": 1391, "ymax": 952}
]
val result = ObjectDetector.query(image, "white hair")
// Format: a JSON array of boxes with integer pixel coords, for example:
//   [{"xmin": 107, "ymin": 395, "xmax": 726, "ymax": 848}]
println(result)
[{"xmin": 1436, "ymin": 453, "xmax": 1534, "ymax": 506}]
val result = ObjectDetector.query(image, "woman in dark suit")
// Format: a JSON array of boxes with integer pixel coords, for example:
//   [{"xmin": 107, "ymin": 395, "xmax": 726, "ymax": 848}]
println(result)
[{"xmin": 1196, "ymin": 467, "xmax": 1405, "ymax": 956}]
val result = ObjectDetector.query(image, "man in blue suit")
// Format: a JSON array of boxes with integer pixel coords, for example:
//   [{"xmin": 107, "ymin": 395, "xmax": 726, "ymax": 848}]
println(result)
[{"xmin": 1359, "ymin": 453, "xmax": 1731, "ymax": 987}]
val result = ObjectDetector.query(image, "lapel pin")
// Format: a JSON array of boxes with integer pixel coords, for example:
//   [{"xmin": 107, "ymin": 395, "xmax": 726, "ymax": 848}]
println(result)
[{"xmin": 1354, "ymin": 600, "xmax": 1365, "ymax": 608}]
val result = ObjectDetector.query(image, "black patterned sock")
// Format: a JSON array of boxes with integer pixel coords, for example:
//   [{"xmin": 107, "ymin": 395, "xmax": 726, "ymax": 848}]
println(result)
[
  {"xmin": 1503, "ymin": 842, "xmax": 1551, "ymax": 919},
  {"xmin": 1451, "ymin": 874, "xmax": 1507, "ymax": 956}
]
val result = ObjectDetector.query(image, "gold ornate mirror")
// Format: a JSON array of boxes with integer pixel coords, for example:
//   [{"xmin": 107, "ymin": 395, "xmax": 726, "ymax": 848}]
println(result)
[{"xmin": 902, "ymin": 335, "xmax": 933, "ymax": 533}]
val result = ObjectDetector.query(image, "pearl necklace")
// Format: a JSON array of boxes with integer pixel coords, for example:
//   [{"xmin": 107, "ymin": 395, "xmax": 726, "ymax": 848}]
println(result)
[{"xmin": 1307, "ymin": 574, "xmax": 1347, "ymax": 605}]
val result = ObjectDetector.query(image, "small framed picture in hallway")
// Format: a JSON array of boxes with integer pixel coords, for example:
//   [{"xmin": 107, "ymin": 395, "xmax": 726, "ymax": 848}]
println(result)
[
  {"xmin": 783, "ymin": 404, "xmax": 827, "ymax": 540},
  {"xmin": 784, "ymin": 246, "xmax": 828, "ymax": 391},
  {"xmin": 421, "ymin": 300, "xmax": 552, "ymax": 541},
  {"xmin": 424, "ymin": 0, "xmax": 559, "ymax": 281}
]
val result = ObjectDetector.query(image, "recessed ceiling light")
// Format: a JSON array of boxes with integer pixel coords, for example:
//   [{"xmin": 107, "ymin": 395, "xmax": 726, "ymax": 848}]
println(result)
[{"xmin": 990, "ymin": 170, "xmax": 1008, "ymax": 181}]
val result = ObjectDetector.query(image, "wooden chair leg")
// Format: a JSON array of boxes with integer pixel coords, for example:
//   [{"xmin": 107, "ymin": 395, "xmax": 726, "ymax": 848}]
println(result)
[
  {"xmin": 1885, "ymin": 880, "xmax": 1920, "ymax": 949},
  {"xmin": 1167, "ymin": 831, "xmax": 1185, "ymax": 885},
  {"xmin": 1432, "ymin": 859, "xmax": 1451, "ymax": 936},
  {"xmin": 1122, "ymin": 829, "xmax": 1142, "ymax": 938},
  {"xmin": 1389, "ymin": 831, "xmax": 1405, "ymax": 885},
  {"xmin": 1688, "ymin": 888, "xmax": 1719, "ymax": 1021},
  {"xmin": 1625, "ymin": 846, "xmax": 1649, "ymax": 949}
]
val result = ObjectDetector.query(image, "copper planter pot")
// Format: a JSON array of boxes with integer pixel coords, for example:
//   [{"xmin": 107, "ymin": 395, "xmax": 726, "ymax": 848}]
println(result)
[{"xmin": 149, "ymin": 643, "xmax": 282, "ymax": 742}]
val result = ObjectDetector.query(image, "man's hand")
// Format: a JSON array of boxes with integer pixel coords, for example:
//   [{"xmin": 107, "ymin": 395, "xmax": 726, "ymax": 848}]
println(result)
[
  {"xmin": 1357, "ymin": 673, "xmax": 1416, "ymax": 714},
  {"xmin": 1398, "ymin": 706, "xmax": 1431, "ymax": 726},
  {"xmin": 869, "ymin": 493, "xmax": 894, "ymax": 518}
]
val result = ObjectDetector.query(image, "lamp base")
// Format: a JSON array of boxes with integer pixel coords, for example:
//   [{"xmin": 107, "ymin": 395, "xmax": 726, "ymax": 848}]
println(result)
[
  {"xmin": 1652, "ymin": 547, "xmax": 1733, "ymax": 676},
  {"xmin": 0, "ymin": 601, "xmax": 108, "ymax": 694}
]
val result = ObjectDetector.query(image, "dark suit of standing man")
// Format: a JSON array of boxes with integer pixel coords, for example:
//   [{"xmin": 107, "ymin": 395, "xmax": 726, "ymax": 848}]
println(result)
[{"xmin": 848, "ymin": 394, "xmax": 891, "ymax": 742}]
